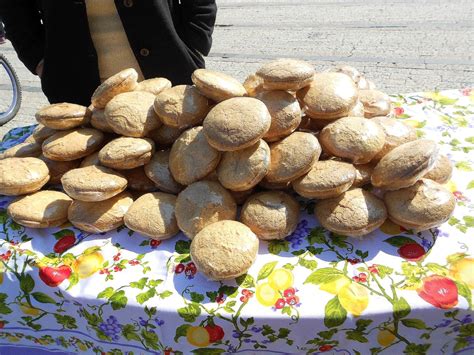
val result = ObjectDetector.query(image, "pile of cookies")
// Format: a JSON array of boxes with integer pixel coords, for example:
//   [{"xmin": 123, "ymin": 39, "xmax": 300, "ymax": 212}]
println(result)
[{"xmin": 0, "ymin": 60, "xmax": 456, "ymax": 281}]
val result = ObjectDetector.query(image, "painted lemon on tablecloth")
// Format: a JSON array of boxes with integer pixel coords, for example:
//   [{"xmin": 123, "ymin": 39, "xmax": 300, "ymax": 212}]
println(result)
[
  {"xmin": 268, "ymin": 268, "xmax": 294, "ymax": 291},
  {"xmin": 449, "ymin": 258, "xmax": 474, "ymax": 289},
  {"xmin": 74, "ymin": 251, "xmax": 104, "ymax": 279},
  {"xmin": 338, "ymin": 282, "xmax": 369, "ymax": 316},
  {"xmin": 187, "ymin": 326, "xmax": 210, "ymax": 347},
  {"xmin": 256, "ymin": 282, "xmax": 280, "ymax": 307},
  {"xmin": 377, "ymin": 325, "xmax": 396, "ymax": 346},
  {"xmin": 320, "ymin": 276, "xmax": 351, "ymax": 295}
]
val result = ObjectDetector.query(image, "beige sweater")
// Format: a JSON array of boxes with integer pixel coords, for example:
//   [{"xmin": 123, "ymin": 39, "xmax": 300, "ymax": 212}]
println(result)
[{"xmin": 85, "ymin": 0, "xmax": 144, "ymax": 82}]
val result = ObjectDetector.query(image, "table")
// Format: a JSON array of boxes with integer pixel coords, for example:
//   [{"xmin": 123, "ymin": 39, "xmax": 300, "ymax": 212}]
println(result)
[{"xmin": 1, "ymin": 89, "xmax": 473, "ymax": 355}]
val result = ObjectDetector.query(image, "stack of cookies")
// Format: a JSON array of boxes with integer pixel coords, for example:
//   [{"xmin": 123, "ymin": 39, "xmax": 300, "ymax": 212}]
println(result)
[{"xmin": 0, "ymin": 60, "xmax": 455, "ymax": 281}]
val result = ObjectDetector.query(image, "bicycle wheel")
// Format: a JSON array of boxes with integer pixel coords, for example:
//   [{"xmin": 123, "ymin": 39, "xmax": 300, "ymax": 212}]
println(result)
[{"xmin": 0, "ymin": 53, "xmax": 22, "ymax": 126}]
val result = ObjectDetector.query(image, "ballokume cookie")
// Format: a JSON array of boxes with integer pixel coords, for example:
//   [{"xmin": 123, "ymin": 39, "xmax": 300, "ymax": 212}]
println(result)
[
  {"xmin": 90, "ymin": 107, "xmax": 114, "ymax": 133},
  {"xmin": 243, "ymin": 73, "xmax": 264, "ymax": 97},
  {"xmin": 241, "ymin": 191, "xmax": 300, "ymax": 240},
  {"xmin": 315, "ymin": 188, "xmax": 387, "ymax": 237},
  {"xmin": 256, "ymin": 59, "xmax": 315, "ymax": 91},
  {"xmin": 124, "ymin": 192, "xmax": 179, "ymax": 240},
  {"xmin": 0, "ymin": 157, "xmax": 49, "ymax": 195},
  {"xmin": 39, "ymin": 154, "xmax": 81, "ymax": 185},
  {"xmin": 423, "ymin": 154, "xmax": 453, "ymax": 184},
  {"xmin": 292, "ymin": 160, "xmax": 356, "ymax": 199},
  {"xmin": 91, "ymin": 68, "xmax": 139, "ymax": 108},
  {"xmin": 144, "ymin": 150, "xmax": 183, "ymax": 194},
  {"xmin": 42, "ymin": 128, "xmax": 104, "ymax": 161},
  {"xmin": 169, "ymin": 126, "xmax": 221, "ymax": 185},
  {"xmin": 192, "ymin": 69, "xmax": 247, "ymax": 102},
  {"xmin": 371, "ymin": 116, "xmax": 417, "ymax": 161},
  {"xmin": 348, "ymin": 100, "xmax": 365, "ymax": 117},
  {"xmin": 61, "ymin": 165, "xmax": 127, "ymax": 201},
  {"xmin": 35, "ymin": 103, "xmax": 89, "ymax": 130},
  {"xmin": 319, "ymin": 117, "xmax": 386, "ymax": 164},
  {"xmin": 371, "ymin": 139, "xmax": 439, "ymax": 190},
  {"xmin": 265, "ymin": 132, "xmax": 321, "ymax": 183},
  {"xmin": 329, "ymin": 65, "xmax": 361, "ymax": 84},
  {"xmin": 98, "ymin": 137, "xmax": 155, "ymax": 170},
  {"xmin": 24, "ymin": 124, "xmax": 56, "ymax": 144},
  {"xmin": 121, "ymin": 167, "xmax": 157, "ymax": 192},
  {"xmin": 257, "ymin": 90, "xmax": 302, "ymax": 142},
  {"xmin": 203, "ymin": 97, "xmax": 272, "ymax": 151},
  {"xmin": 175, "ymin": 180, "xmax": 237, "ymax": 239},
  {"xmin": 230, "ymin": 188, "xmax": 255, "ymax": 205},
  {"xmin": 7, "ymin": 190, "xmax": 72, "ymax": 228},
  {"xmin": 352, "ymin": 163, "xmax": 374, "ymax": 188},
  {"xmin": 0, "ymin": 141, "xmax": 41, "ymax": 159},
  {"xmin": 297, "ymin": 72, "xmax": 358, "ymax": 119},
  {"xmin": 190, "ymin": 220, "xmax": 259, "ymax": 280},
  {"xmin": 147, "ymin": 125, "xmax": 185, "ymax": 148},
  {"xmin": 217, "ymin": 139, "xmax": 270, "ymax": 191},
  {"xmin": 358, "ymin": 89, "xmax": 391, "ymax": 118},
  {"xmin": 135, "ymin": 77, "xmax": 172, "ymax": 95},
  {"xmin": 105, "ymin": 91, "xmax": 161, "ymax": 137},
  {"xmin": 384, "ymin": 179, "xmax": 455, "ymax": 231},
  {"xmin": 153, "ymin": 85, "xmax": 210, "ymax": 129},
  {"xmin": 68, "ymin": 191, "xmax": 134, "ymax": 233},
  {"xmin": 80, "ymin": 151, "xmax": 101, "ymax": 167}
]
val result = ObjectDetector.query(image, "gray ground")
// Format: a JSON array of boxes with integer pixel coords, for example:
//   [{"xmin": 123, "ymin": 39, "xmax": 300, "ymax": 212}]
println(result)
[{"xmin": 1, "ymin": 0, "xmax": 473, "ymax": 139}]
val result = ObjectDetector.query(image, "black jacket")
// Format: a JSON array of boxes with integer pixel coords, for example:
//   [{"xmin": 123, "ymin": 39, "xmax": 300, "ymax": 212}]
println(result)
[{"xmin": 0, "ymin": 0, "xmax": 217, "ymax": 105}]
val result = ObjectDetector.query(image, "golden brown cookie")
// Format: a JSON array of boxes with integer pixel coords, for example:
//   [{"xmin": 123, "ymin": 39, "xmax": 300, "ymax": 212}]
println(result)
[
  {"xmin": 297, "ymin": 72, "xmax": 358, "ymax": 119},
  {"xmin": 91, "ymin": 68, "xmax": 139, "ymax": 108},
  {"xmin": 175, "ymin": 181, "xmax": 237, "ymax": 239},
  {"xmin": 192, "ymin": 69, "xmax": 247, "ymax": 102},
  {"xmin": 169, "ymin": 126, "xmax": 221, "ymax": 185},
  {"xmin": 371, "ymin": 139, "xmax": 439, "ymax": 190},
  {"xmin": 42, "ymin": 128, "xmax": 104, "ymax": 161},
  {"xmin": 7, "ymin": 190, "xmax": 72, "ymax": 228},
  {"xmin": 258, "ymin": 179, "xmax": 291, "ymax": 191},
  {"xmin": 293, "ymin": 160, "xmax": 356, "ymax": 199},
  {"xmin": 348, "ymin": 100, "xmax": 365, "ymax": 117},
  {"xmin": 217, "ymin": 139, "xmax": 270, "ymax": 191},
  {"xmin": 256, "ymin": 90, "xmax": 302, "ymax": 142},
  {"xmin": 230, "ymin": 188, "xmax": 255, "ymax": 205},
  {"xmin": 121, "ymin": 167, "xmax": 157, "ymax": 192},
  {"xmin": 39, "ymin": 154, "xmax": 81, "ymax": 185},
  {"xmin": 98, "ymin": 137, "xmax": 155, "ymax": 170},
  {"xmin": 80, "ymin": 152, "xmax": 101, "ymax": 167},
  {"xmin": 241, "ymin": 191, "xmax": 300, "ymax": 240},
  {"xmin": 0, "ymin": 157, "xmax": 49, "ymax": 195},
  {"xmin": 384, "ymin": 179, "xmax": 455, "ymax": 231},
  {"xmin": 24, "ymin": 125, "xmax": 56, "ymax": 144},
  {"xmin": 256, "ymin": 59, "xmax": 315, "ymax": 91},
  {"xmin": 153, "ymin": 85, "xmax": 210, "ymax": 129},
  {"xmin": 298, "ymin": 116, "xmax": 334, "ymax": 132},
  {"xmin": 61, "ymin": 165, "xmax": 127, "ymax": 201},
  {"xmin": 105, "ymin": 91, "xmax": 161, "ymax": 137},
  {"xmin": 265, "ymin": 132, "xmax": 321, "ymax": 183},
  {"xmin": 147, "ymin": 125, "xmax": 185, "ymax": 148},
  {"xmin": 319, "ymin": 117, "xmax": 386, "ymax": 164},
  {"xmin": 203, "ymin": 97, "xmax": 272, "ymax": 151},
  {"xmin": 423, "ymin": 154, "xmax": 453, "ymax": 184},
  {"xmin": 243, "ymin": 73, "xmax": 264, "ymax": 97},
  {"xmin": 144, "ymin": 150, "xmax": 183, "ymax": 194},
  {"xmin": 315, "ymin": 188, "xmax": 387, "ymax": 237},
  {"xmin": 90, "ymin": 107, "xmax": 115, "ymax": 133},
  {"xmin": 371, "ymin": 116, "xmax": 417, "ymax": 161},
  {"xmin": 358, "ymin": 90, "xmax": 391, "ymax": 118},
  {"xmin": 35, "ymin": 103, "xmax": 89, "ymax": 130},
  {"xmin": 329, "ymin": 65, "xmax": 362, "ymax": 84},
  {"xmin": 68, "ymin": 191, "xmax": 133, "ymax": 233},
  {"xmin": 124, "ymin": 192, "xmax": 178, "ymax": 240},
  {"xmin": 135, "ymin": 77, "xmax": 172, "ymax": 95},
  {"xmin": 352, "ymin": 163, "xmax": 374, "ymax": 188},
  {"xmin": 190, "ymin": 220, "xmax": 259, "ymax": 280},
  {"xmin": 0, "ymin": 142, "xmax": 42, "ymax": 159}
]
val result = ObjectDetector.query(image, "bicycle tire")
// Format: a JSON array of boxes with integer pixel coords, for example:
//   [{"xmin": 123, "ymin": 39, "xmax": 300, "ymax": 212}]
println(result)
[{"xmin": 0, "ymin": 53, "xmax": 22, "ymax": 126}]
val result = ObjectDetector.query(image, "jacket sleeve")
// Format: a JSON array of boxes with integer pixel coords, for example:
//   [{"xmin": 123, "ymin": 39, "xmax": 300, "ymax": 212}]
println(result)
[
  {"xmin": 179, "ymin": 0, "xmax": 217, "ymax": 56},
  {"xmin": 0, "ymin": 0, "xmax": 45, "ymax": 74}
]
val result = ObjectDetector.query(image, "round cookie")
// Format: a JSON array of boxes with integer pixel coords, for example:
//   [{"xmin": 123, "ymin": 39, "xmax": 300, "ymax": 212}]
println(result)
[
  {"xmin": 256, "ymin": 90, "xmax": 302, "ymax": 142},
  {"xmin": 42, "ymin": 128, "xmax": 104, "ymax": 161},
  {"xmin": 315, "ymin": 188, "xmax": 387, "ymax": 237},
  {"xmin": 352, "ymin": 163, "xmax": 374, "ymax": 188},
  {"xmin": 203, "ymin": 97, "xmax": 271, "ymax": 151},
  {"xmin": 175, "ymin": 181, "xmax": 237, "ymax": 239},
  {"xmin": 122, "ymin": 167, "xmax": 157, "ymax": 192},
  {"xmin": 329, "ymin": 65, "xmax": 362, "ymax": 84},
  {"xmin": 241, "ymin": 191, "xmax": 300, "ymax": 240},
  {"xmin": 7, "ymin": 190, "xmax": 72, "ymax": 228},
  {"xmin": 35, "ymin": 103, "xmax": 89, "ymax": 130},
  {"xmin": 0, "ymin": 157, "xmax": 49, "ymax": 195},
  {"xmin": 169, "ymin": 127, "xmax": 221, "ymax": 185},
  {"xmin": 320, "ymin": 117, "xmax": 386, "ymax": 164},
  {"xmin": 358, "ymin": 90, "xmax": 391, "ymax": 118},
  {"xmin": 230, "ymin": 188, "xmax": 255, "ymax": 205},
  {"xmin": 98, "ymin": 137, "xmax": 155, "ymax": 170},
  {"xmin": 105, "ymin": 91, "xmax": 161, "ymax": 137},
  {"xmin": 256, "ymin": 59, "xmax": 315, "ymax": 91},
  {"xmin": 61, "ymin": 165, "xmax": 127, "ymax": 201},
  {"xmin": 265, "ymin": 132, "xmax": 321, "ymax": 183},
  {"xmin": 243, "ymin": 73, "xmax": 264, "ymax": 97},
  {"xmin": 80, "ymin": 151, "xmax": 101, "ymax": 167},
  {"xmin": 298, "ymin": 115, "xmax": 335, "ymax": 132},
  {"xmin": 24, "ymin": 124, "xmax": 56, "ymax": 144},
  {"xmin": 371, "ymin": 116, "xmax": 417, "ymax": 161},
  {"xmin": 124, "ymin": 192, "xmax": 178, "ymax": 240},
  {"xmin": 292, "ymin": 160, "xmax": 356, "ymax": 199},
  {"xmin": 217, "ymin": 139, "xmax": 270, "ymax": 191},
  {"xmin": 297, "ymin": 72, "xmax": 358, "ymax": 119},
  {"xmin": 90, "ymin": 108, "xmax": 114, "ymax": 133},
  {"xmin": 371, "ymin": 139, "xmax": 439, "ymax": 190},
  {"xmin": 384, "ymin": 179, "xmax": 455, "ymax": 231},
  {"xmin": 0, "ymin": 141, "xmax": 41, "ymax": 159},
  {"xmin": 144, "ymin": 150, "xmax": 183, "ymax": 194},
  {"xmin": 39, "ymin": 154, "xmax": 81, "ymax": 185},
  {"xmin": 135, "ymin": 77, "xmax": 172, "ymax": 95},
  {"xmin": 147, "ymin": 125, "xmax": 185, "ymax": 148},
  {"xmin": 91, "ymin": 68, "xmax": 139, "ymax": 108},
  {"xmin": 192, "ymin": 69, "xmax": 247, "ymax": 102},
  {"xmin": 190, "ymin": 220, "xmax": 259, "ymax": 280},
  {"xmin": 348, "ymin": 100, "xmax": 365, "ymax": 117},
  {"xmin": 423, "ymin": 154, "xmax": 453, "ymax": 184},
  {"xmin": 153, "ymin": 85, "xmax": 210, "ymax": 129},
  {"xmin": 68, "ymin": 191, "xmax": 133, "ymax": 233},
  {"xmin": 259, "ymin": 179, "xmax": 291, "ymax": 191}
]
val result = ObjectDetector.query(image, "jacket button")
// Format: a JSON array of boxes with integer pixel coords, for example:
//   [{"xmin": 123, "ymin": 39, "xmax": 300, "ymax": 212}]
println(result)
[
  {"xmin": 123, "ymin": 0, "xmax": 133, "ymax": 7},
  {"xmin": 140, "ymin": 48, "xmax": 150, "ymax": 57}
]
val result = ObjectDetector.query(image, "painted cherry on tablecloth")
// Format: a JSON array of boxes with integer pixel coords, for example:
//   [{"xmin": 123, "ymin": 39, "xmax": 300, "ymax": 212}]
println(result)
[
  {"xmin": 53, "ymin": 234, "xmax": 76, "ymax": 254},
  {"xmin": 39, "ymin": 265, "xmax": 72, "ymax": 287},
  {"xmin": 417, "ymin": 275, "xmax": 459, "ymax": 309}
]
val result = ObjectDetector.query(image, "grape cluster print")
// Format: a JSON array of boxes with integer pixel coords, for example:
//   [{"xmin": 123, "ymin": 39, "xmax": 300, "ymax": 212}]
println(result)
[{"xmin": 99, "ymin": 315, "xmax": 122, "ymax": 341}]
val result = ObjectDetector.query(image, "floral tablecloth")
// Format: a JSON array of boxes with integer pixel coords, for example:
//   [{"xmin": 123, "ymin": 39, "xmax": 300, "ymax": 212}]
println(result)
[{"xmin": 0, "ymin": 89, "xmax": 473, "ymax": 355}]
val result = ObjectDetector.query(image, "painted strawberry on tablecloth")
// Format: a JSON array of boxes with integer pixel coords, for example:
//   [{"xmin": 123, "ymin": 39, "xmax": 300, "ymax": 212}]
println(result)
[
  {"xmin": 417, "ymin": 275, "xmax": 458, "ymax": 309},
  {"xmin": 39, "ymin": 265, "xmax": 72, "ymax": 287}
]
